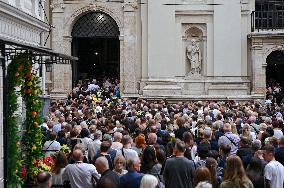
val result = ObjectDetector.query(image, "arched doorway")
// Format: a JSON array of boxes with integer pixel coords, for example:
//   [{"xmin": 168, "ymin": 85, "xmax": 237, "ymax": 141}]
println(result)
[
  {"xmin": 71, "ymin": 12, "xmax": 120, "ymax": 82},
  {"xmin": 266, "ymin": 50, "xmax": 284, "ymax": 103}
]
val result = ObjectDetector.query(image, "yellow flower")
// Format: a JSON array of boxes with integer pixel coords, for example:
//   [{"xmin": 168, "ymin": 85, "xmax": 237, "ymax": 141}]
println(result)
[
  {"xmin": 32, "ymin": 145, "xmax": 36, "ymax": 151},
  {"xmin": 27, "ymin": 82, "xmax": 32, "ymax": 86}
]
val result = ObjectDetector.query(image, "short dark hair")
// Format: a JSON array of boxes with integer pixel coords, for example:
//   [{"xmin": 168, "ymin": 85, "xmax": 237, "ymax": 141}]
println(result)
[
  {"xmin": 50, "ymin": 131, "xmax": 57, "ymax": 140},
  {"xmin": 279, "ymin": 136, "xmax": 284, "ymax": 145},
  {"xmin": 220, "ymin": 144, "xmax": 231, "ymax": 156},
  {"xmin": 174, "ymin": 139, "xmax": 186, "ymax": 153},
  {"xmin": 122, "ymin": 135, "xmax": 132, "ymax": 145},
  {"xmin": 263, "ymin": 144, "xmax": 275, "ymax": 155},
  {"xmin": 100, "ymin": 141, "xmax": 111, "ymax": 152}
]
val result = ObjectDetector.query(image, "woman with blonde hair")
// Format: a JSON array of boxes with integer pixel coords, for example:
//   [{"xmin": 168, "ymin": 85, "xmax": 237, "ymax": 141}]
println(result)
[
  {"xmin": 140, "ymin": 174, "xmax": 159, "ymax": 188},
  {"xmin": 220, "ymin": 155, "xmax": 253, "ymax": 188},
  {"xmin": 241, "ymin": 124, "xmax": 253, "ymax": 141},
  {"xmin": 113, "ymin": 155, "xmax": 128, "ymax": 176}
]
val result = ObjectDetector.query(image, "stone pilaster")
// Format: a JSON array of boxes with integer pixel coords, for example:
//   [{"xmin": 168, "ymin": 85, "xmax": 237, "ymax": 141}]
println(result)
[
  {"xmin": 121, "ymin": 1, "xmax": 139, "ymax": 96},
  {"xmin": 251, "ymin": 42, "xmax": 266, "ymax": 97}
]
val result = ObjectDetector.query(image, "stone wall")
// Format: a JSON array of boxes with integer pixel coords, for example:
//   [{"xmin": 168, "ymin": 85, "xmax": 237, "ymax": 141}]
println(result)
[
  {"xmin": 50, "ymin": 0, "xmax": 141, "ymax": 98},
  {"xmin": 0, "ymin": 54, "xmax": 3, "ymax": 188},
  {"xmin": 49, "ymin": 0, "xmax": 284, "ymax": 101}
]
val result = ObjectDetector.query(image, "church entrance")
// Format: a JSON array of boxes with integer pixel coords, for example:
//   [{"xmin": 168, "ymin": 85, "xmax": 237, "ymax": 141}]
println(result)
[
  {"xmin": 266, "ymin": 50, "xmax": 284, "ymax": 103},
  {"xmin": 71, "ymin": 12, "xmax": 120, "ymax": 82}
]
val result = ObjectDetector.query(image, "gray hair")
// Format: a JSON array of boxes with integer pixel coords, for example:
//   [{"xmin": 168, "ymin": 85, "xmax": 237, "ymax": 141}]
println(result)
[
  {"xmin": 93, "ymin": 130, "xmax": 102, "ymax": 140},
  {"xmin": 140, "ymin": 174, "xmax": 159, "ymax": 188},
  {"xmin": 126, "ymin": 157, "xmax": 140, "ymax": 170},
  {"xmin": 252, "ymin": 139, "xmax": 262, "ymax": 151},
  {"xmin": 113, "ymin": 132, "xmax": 122, "ymax": 142}
]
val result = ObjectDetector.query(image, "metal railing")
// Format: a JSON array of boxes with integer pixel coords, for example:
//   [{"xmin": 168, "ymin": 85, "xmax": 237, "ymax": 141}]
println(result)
[{"xmin": 251, "ymin": 11, "xmax": 284, "ymax": 32}]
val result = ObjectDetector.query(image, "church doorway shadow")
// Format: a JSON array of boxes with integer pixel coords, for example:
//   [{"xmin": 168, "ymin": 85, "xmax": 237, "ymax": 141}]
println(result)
[
  {"xmin": 266, "ymin": 50, "xmax": 284, "ymax": 103},
  {"xmin": 71, "ymin": 11, "xmax": 120, "ymax": 84}
]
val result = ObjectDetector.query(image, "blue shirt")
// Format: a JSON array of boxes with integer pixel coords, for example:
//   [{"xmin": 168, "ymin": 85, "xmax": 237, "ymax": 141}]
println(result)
[
  {"xmin": 53, "ymin": 123, "xmax": 62, "ymax": 133},
  {"xmin": 119, "ymin": 171, "xmax": 143, "ymax": 188}
]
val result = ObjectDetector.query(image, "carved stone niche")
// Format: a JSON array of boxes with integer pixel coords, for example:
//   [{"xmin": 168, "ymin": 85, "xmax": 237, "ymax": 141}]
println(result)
[{"xmin": 183, "ymin": 25, "xmax": 204, "ymax": 77}]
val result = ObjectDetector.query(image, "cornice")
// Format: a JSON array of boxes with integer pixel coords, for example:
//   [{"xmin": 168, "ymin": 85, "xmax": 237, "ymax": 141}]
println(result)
[{"xmin": 0, "ymin": 1, "xmax": 49, "ymax": 31}]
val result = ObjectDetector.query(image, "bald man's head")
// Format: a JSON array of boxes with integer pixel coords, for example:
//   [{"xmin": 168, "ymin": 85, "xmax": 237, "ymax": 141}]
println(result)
[
  {"xmin": 148, "ymin": 133, "xmax": 157, "ymax": 144},
  {"xmin": 37, "ymin": 171, "xmax": 52, "ymax": 188},
  {"xmin": 72, "ymin": 149, "xmax": 84, "ymax": 162},
  {"xmin": 95, "ymin": 156, "xmax": 109, "ymax": 174}
]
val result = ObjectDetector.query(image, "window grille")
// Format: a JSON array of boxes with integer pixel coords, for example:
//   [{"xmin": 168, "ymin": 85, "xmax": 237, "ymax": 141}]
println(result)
[{"xmin": 72, "ymin": 12, "xmax": 119, "ymax": 38}]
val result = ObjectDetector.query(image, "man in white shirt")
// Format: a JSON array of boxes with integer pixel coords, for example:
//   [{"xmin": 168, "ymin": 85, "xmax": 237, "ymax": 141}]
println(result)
[
  {"xmin": 263, "ymin": 145, "xmax": 284, "ymax": 188},
  {"xmin": 116, "ymin": 135, "xmax": 138, "ymax": 160},
  {"xmin": 218, "ymin": 123, "xmax": 240, "ymax": 155},
  {"xmin": 63, "ymin": 149, "xmax": 100, "ymax": 188},
  {"xmin": 43, "ymin": 132, "xmax": 61, "ymax": 157}
]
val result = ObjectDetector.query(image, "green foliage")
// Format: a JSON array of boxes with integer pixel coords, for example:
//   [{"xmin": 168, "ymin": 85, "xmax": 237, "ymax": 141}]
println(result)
[{"xmin": 7, "ymin": 53, "xmax": 44, "ymax": 187}]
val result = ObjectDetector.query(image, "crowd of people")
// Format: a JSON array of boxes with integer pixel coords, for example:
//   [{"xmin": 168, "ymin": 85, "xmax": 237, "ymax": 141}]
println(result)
[
  {"xmin": 266, "ymin": 80, "xmax": 283, "ymax": 105},
  {"xmin": 38, "ymin": 78, "xmax": 284, "ymax": 188}
]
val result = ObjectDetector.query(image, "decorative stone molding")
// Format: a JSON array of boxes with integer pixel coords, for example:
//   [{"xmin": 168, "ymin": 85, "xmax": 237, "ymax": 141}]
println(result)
[
  {"xmin": 0, "ymin": 13, "xmax": 43, "ymax": 46},
  {"xmin": 65, "ymin": 4, "xmax": 123, "ymax": 36},
  {"xmin": 123, "ymin": 2, "xmax": 138, "ymax": 12},
  {"xmin": 50, "ymin": 0, "xmax": 65, "ymax": 13},
  {"xmin": 182, "ymin": 24, "xmax": 207, "ymax": 40}
]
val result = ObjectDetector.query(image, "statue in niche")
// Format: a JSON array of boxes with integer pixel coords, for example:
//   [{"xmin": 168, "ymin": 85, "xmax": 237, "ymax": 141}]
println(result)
[{"xmin": 186, "ymin": 39, "xmax": 201, "ymax": 76}]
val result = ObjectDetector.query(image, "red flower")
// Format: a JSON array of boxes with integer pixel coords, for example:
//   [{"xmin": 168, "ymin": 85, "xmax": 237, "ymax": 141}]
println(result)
[
  {"xmin": 21, "ymin": 167, "xmax": 27, "ymax": 178},
  {"xmin": 31, "ymin": 111, "xmax": 37, "ymax": 117}
]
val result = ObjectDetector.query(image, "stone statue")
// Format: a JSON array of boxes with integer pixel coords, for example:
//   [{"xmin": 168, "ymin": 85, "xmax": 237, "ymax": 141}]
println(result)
[{"xmin": 186, "ymin": 39, "xmax": 201, "ymax": 75}]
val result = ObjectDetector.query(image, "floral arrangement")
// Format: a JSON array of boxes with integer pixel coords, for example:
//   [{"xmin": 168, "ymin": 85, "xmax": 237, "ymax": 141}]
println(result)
[
  {"xmin": 21, "ymin": 156, "xmax": 54, "ymax": 178},
  {"xmin": 7, "ymin": 53, "xmax": 44, "ymax": 187},
  {"xmin": 60, "ymin": 144, "xmax": 71, "ymax": 154}
]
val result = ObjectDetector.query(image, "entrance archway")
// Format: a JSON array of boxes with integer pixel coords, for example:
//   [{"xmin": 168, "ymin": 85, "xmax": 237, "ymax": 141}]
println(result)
[
  {"xmin": 266, "ymin": 50, "xmax": 284, "ymax": 102},
  {"xmin": 71, "ymin": 11, "xmax": 120, "ymax": 82},
  {"xmin": 266, "ymin": 50, "xmax": 284, "ymax": 84}
]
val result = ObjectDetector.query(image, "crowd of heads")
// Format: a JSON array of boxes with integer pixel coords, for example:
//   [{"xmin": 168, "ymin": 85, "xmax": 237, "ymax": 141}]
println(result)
[{"xmin": 39, "ymin": 78, "xmax": 284, "ymax": 188}]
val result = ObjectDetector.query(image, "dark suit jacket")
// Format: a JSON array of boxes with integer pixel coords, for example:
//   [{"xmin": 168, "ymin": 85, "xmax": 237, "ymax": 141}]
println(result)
[{"xmin": 97, "ymin": 169, "xmax": 120, "ymax": 188}]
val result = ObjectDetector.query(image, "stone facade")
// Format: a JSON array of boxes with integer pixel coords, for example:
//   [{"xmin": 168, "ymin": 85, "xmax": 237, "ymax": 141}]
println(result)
[
  {"xmin": 50, "ymin": 0, "xmax": 283, "ymax": 101},
  {"xmin": 249, "ymin": 33, "xmax": 284, "ymax": 99},
  {"xmin": 0, "ymin": 0, "xmax": 50, "ymax": 186}
]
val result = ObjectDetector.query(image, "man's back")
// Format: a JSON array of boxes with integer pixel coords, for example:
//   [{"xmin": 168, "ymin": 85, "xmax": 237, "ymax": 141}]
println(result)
[
  {"xmin": 218, "ymin": 132, "xmax": 240, "ymax": 155},
  {"xmin": 116, "ymin": 148, "xmax": 138, "ymax": 160},
  {"xmin": 63, "ymin": 162, "xmax": 99, "ymax": 188},
  {"xmin": 119, "ymin": 171, "xmax": 143, "ymax": 188},
  {"xmin": 163, "ymin": 157, "xmax": 195, "ymax": 188},
  {"xmin": 264, "ymin": 160, "xmax": 284, "ymax": 188}
]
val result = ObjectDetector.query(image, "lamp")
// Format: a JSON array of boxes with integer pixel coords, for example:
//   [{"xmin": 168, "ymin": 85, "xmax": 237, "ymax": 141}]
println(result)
[{"xmin": 45, "ymin": 59, "xmax": 53, "ymax": 72}]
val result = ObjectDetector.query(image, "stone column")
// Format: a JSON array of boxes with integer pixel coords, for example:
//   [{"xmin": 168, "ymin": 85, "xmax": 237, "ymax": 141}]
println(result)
[
  {"xmin": 50, "ymin": 0, "xmax": 72, "ymax": 99},
  {"xmin": 251, "ymin": 42, "xmax": 266, "ymax": 97},
  {"xmin": 122, "ymin": 1, "xmax": 139, "ymax": 96}
]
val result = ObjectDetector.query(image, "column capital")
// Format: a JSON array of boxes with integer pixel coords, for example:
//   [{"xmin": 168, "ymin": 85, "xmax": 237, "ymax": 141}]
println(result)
[
  {"xmin": 50, "ymin": 0, "xmax": 65, "ymax": 13},
  {"xmin": 123, "ymin": 2, "xmax": 138, "ymax": 12}
]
